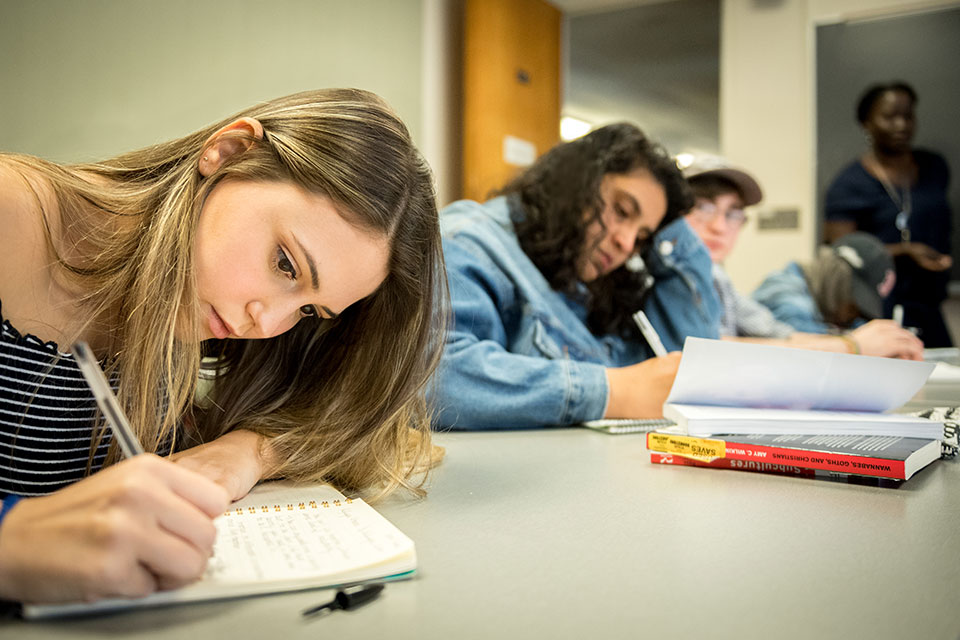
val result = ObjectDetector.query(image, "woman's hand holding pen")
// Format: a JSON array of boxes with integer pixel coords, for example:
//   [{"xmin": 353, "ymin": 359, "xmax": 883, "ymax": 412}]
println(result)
[
  {"xmin": 0, "ymin": 455, "xmax": 229, "ymax": 604},
  {"xmin": 603, "ymin": 352, "xmax": 682, "ymax": 419},
  {"xmin": 171, "ymin": 429, "xmax": 277, "ymax": 501}
]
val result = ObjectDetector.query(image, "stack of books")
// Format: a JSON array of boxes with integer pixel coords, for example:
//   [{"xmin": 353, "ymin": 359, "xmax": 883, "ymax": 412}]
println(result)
[{"xmin": 646, "ymin": 338, "xmax": 952, "ymax": 484}]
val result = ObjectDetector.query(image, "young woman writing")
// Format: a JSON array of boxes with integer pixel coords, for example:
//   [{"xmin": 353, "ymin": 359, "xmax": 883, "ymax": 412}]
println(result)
[
  {"xmin": 432, "ymin": 123, "xmax": 720, "ymax": 430},
  {"xmin": 0, "ymin": 88, "xmax": 446, "ymax": 603}
]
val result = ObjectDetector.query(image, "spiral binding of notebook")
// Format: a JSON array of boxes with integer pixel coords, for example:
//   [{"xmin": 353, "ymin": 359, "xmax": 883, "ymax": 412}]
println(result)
[
  {"xmin": 912, "ymin": 406, "xmax": 960, "ymax": 459},
  {"xmin": 581, "ymin": 417, "xmax": 675, "ymax": 434},
  {"xmin": 224, "ymin": 497, "xmax": 355, "ymax": 516}
]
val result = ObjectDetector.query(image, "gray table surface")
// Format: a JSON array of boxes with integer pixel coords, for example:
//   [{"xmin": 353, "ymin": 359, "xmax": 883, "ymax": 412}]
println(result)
[
  {"xmin": 905, "ymin": 379, "xmax": 960, "ymax": 412},
  {"xmin": 7, "ymin": 419, "xmax": 960, "ymax": 639}
]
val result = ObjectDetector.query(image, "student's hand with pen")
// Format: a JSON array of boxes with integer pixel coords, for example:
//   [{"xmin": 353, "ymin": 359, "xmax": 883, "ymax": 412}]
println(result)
[
  {"xmin": 603, "ymin": 352, "xmax": 682, "ymax": 419},
  {"xmin": 0, "ymin": 454, "xmax": 229, "ymax": 604},
  {"xmin": 171, "ymin": 429, "xmax": 277, "ymax": 501},
  {"xmin": 848, "ymin": 320, "xmax": 925, "ymax": 360}
]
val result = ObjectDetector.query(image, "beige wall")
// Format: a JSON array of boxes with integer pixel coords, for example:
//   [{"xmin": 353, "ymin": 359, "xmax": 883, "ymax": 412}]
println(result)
[
  {"xmin": 421, "ymin": 0, "xmax": 463, "ymax": 207},
  {"xmin": 0, "ymin": 0, "xmax": 424, "ymax": 162},
  {"xmin": 13, "ymin": 0, "xmax": 954, "ymax": 285},
  {"xmin": 720, "ymin": 0, "xmax": 959, "ymax": 292}
]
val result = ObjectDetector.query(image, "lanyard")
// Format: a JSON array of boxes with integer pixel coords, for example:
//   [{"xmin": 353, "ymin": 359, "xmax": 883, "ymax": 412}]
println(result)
[{"xmin": 873, "ymin": 161, "xmax": 913, "ymax": 243}]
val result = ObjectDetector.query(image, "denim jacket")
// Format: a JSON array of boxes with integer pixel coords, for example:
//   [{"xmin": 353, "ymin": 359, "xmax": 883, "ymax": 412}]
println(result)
[
  {"xmin": 431, "ymin": 197, "xmax": 720, "ymax": 430},
  {"xmin": 750, "ymin": 262, "xmax": 830, "ymax": 334}
]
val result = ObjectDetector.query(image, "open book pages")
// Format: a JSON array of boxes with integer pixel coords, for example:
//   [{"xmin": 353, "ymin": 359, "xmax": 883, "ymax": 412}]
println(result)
[
  {"xmin": 928, "ymin": 361, "xmax": 960, "ymax": 384},
  {"xmin": 667, "ymin": 338, "xmax": 935, "ymax": 412},
  {"xmin": 662, "ymin": 338, "xmax": 941, "ymax": 439},
  {"xmin": 23, "ymin": 481, "xmax": 416, "ymax": 619},
  {"xmin": 663, "ymin": 403, "xmax": 944, "ymax": 439}
]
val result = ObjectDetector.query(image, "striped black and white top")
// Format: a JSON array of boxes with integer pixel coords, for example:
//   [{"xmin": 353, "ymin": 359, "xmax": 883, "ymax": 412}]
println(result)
[{"xmin": 1, "ymin": 308, "xmax": 112, "ymax": 497}]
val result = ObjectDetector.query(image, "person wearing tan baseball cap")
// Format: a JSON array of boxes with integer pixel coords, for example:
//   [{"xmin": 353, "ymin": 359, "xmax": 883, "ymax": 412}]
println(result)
[{"xmin": 683, "ymin": 155, "xmax": 923, "ymax": 359}]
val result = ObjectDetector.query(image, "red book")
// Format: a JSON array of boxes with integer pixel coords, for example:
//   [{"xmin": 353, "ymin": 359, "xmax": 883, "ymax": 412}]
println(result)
[
  {"xmin": 647, "ymin": 452, "xmax": 908, "ymax": 487},
  {"xmin": 646, "ymin": 431, "xmax": 942, "ymax": 481}
]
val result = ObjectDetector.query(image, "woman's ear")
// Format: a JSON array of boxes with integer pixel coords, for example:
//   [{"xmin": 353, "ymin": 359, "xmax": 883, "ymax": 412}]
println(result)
[{"xmin": 198, "ymin": 117, "xmax": 264, "ymax": 177}]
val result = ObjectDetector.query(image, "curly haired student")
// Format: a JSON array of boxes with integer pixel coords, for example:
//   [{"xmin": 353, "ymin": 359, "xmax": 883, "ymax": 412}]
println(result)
[{"xmin": 432, "ymin": 123, "xmax": 720, "ymax": 430}]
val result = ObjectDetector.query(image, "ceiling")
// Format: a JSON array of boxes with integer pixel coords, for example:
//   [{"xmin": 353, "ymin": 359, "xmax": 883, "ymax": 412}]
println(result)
[
  {"xmin": 550, "ymin": 0, "xmax": 671, "ymax": 15},
  {"xmin": 560, "ymin": 0, "xmax": 720, "ymax": 156}
]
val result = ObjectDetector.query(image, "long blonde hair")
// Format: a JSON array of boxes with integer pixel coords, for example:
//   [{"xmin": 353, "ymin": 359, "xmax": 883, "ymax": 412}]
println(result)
[{"xmin": 6, "ymin": 88, "xmax": 447, "ymax": 495}]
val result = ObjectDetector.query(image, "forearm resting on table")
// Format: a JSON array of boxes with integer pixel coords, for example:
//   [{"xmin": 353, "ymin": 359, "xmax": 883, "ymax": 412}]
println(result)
[
  {"xmin": 171, "ymin": 429, "xmax": 280, "ymax": 501},
  {"xmin": 727, "ymin": 321, "xmax": 923, "ymax": 360},
  {"xmin": 724, "ymin": 335, "xmax": 848, "ymax": 351}
]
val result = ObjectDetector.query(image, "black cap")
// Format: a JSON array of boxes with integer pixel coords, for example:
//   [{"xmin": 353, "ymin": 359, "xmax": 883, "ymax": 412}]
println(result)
[{"xmin": 832, "ymin": 232, "xmax": 895, "ymax": 319}]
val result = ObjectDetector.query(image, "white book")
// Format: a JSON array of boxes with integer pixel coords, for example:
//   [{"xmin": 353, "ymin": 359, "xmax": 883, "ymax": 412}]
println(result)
[
  {"xmin": 23, "ymin": 481, "xmax": 416, "ymax": 619},
  {"xmin": 928, "ymin": 361, "xmax": 960, "ymax": 384},
  {"xmin": 663, "ymin": 338, "xmax": 942, "ymax": 440}
]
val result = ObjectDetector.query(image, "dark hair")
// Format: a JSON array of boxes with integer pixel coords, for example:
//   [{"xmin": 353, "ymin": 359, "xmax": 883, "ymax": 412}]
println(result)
[
  {"xmin": 500, "ymin": 122, "xmax": 692, "ymax": 338},
  {"xmin": 856, "ymin": 81, "xmax": 917, "ymax": 124},
  {"xmin": 688, "ymin": 174, "xmax": 742, "ymax": 203}
]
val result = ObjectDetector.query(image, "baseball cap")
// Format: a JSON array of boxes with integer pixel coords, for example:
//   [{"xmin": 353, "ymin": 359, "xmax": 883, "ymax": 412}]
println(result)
[
  {"xmin": 832, "ymin": 232, "xmax": 895, "ymax": 319},
  {"xmin": 682, "ymin": 155, "xmax": 763, "ymax": 207}
]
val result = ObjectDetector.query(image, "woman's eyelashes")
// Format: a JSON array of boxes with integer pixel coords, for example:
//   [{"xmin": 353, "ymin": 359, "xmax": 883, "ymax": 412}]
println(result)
[
  {"xmin": 274, "ymin": 246, "xmax": 321, "ymax": 320},
  {"xmin": 275, "ymin": 245, "xmax": 298, "ymax": 279}
]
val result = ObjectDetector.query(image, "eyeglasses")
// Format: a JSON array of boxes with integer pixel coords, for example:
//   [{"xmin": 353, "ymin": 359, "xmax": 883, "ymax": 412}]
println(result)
[{"xmin": 691, "ymin": 201, "xmax": 748, "ymax": 229}]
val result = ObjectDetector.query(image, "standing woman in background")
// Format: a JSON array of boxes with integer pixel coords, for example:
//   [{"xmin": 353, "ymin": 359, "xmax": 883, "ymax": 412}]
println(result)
[
  {"xmin": 824, "ymin": 81, "xmax": 954, "ymax": 346},
  {"xmin": 0, "ymin": 89, "xmax": 446, "ymax": 604}
]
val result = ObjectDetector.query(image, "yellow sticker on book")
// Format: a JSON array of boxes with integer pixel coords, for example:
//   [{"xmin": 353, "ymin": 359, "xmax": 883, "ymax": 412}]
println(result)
[{"xmin": 648, "ymin": 433, "xmax": 725, "ymax": 462}]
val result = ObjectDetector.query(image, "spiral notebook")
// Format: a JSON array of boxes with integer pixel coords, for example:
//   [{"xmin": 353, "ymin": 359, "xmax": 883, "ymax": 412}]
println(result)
[
  {"xmin": 23, "ymin": 481, "xmax": 416, "ymax": 619},
  {"xmin": 581, "ymin": 418, "xmax": 675, "ymax": 434}
]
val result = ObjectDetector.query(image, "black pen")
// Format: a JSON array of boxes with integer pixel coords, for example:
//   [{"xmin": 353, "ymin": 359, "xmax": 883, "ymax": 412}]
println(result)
[{"xmin": 302, "ymin": 583, "xmax": 385, "ymax": 617}]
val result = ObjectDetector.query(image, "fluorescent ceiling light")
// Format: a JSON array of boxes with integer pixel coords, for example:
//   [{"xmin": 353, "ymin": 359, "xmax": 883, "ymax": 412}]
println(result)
[
  {"xmin": 675, "ymin": 152, "xmax": 695, "ymax": 169},
  {"xmin": 560, "ymin": 116, "xmax": 591, "ymax": 141}
]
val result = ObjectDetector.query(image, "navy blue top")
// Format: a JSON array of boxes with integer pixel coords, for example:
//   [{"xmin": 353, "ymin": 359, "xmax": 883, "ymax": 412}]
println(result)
[{"xmin": 825, "ymin": 149, "xmax": 953, "ymax": 345}]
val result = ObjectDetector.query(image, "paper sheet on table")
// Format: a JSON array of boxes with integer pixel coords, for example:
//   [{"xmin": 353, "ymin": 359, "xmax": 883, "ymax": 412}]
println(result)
[
  {"xmin": 666, "ymin": 337, "xmax": 935, "ymax": 412},
  {"xmin": 928, "ymin": 361, "xmax": 960, "ymax": 384},
  {"xmin": 922, "ymin": 347, "xmax": 960, "ymax": 362}
]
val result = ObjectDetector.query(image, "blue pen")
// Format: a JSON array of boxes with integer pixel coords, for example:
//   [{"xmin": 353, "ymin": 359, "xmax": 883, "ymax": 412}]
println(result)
[{"xmin": 71, "ymin": 341, "xmax": 145, "ymax": 458}]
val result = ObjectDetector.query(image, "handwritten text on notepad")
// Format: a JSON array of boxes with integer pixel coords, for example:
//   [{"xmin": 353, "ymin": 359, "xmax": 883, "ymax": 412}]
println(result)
[{"xmin": 206, "ymin": 501, "xmax": 409, "ymax": 584}]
